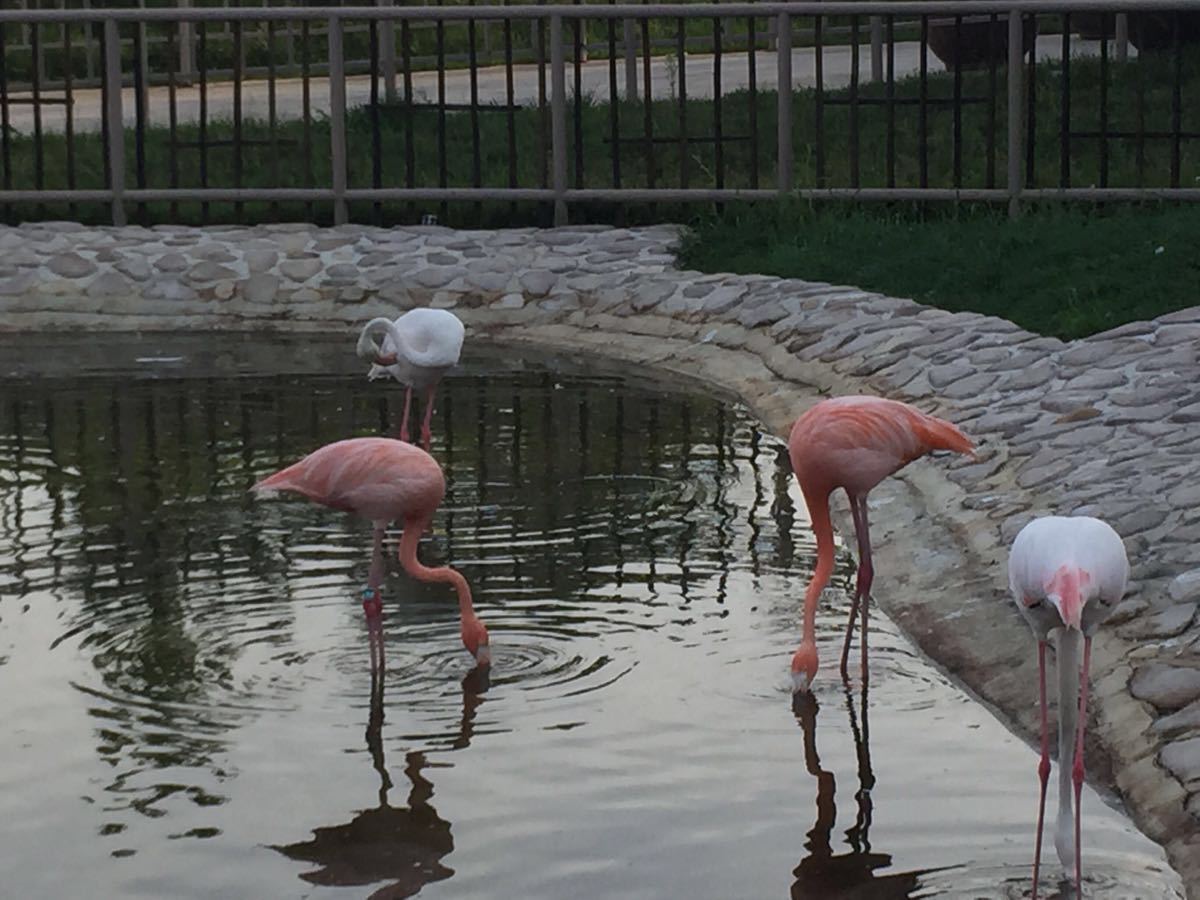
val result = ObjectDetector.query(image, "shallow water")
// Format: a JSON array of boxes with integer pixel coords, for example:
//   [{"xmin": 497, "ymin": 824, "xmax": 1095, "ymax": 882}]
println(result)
[{"xmin": 0, "ymin": 344, "xmax": 1182, "ymax": 899}]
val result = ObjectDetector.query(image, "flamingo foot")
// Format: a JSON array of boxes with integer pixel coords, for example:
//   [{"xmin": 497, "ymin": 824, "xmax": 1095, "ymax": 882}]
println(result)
[{"xmin": 420, "ymin": 425, "xmax": 433, "ymax": 452}]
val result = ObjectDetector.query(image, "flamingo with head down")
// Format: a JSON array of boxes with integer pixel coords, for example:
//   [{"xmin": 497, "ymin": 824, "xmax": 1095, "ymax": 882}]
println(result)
[
  {"xmin": 787, "ymin": 395, "xmax": 975, "ymax": 692},
  {"xmin": 1008, "ymin": 515, "xmax": 1129, "ymax": 899},
  {"xmin": 252, "ymin": 436, "xmax": 489, "ymax": 666},
  {"xmin": 357, "ymin": 309, "xmax": 466, "ymax": 448}
]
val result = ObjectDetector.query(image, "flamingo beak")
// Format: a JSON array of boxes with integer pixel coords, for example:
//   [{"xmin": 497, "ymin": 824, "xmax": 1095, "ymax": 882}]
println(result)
[{"xmin": 1049, "ymin": 592, "xmax": 1083, "ymax": 631}]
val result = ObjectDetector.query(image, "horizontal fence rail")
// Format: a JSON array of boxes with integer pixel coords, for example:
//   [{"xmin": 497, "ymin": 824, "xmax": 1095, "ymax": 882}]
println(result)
[{"xmin": 0, "ymin": 1, "xmax": 1196, "ymax": 228}]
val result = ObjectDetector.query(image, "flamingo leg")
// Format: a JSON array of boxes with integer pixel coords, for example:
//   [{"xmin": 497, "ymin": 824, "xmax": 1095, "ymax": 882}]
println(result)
[
  {"xmin": 1032, "ymin": 640, "xmax": 1051, "ymax": 900},
  {"xmin": 362, "ymin": 524, "xmax": 386, "ymax": 619},
  {"xmin": 398, "ymin": 386, "xmax": 413, "ymax": 443},
  {"xmin": 840, "ymin": 495, "xmax": 874, "ymax": 683},
  {"xmin": 420, "ymin": 385, "xmax": 436, "ymax": 451},
  {"xmin": 1073, "ymin": 635, "xmax": 1093, "ymax": 897}
]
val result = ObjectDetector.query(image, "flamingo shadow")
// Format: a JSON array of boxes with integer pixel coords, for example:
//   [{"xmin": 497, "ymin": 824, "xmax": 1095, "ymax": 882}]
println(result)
[{"xmin": 272, "ymin": 618, "xmax": 490, "ymax": 899}]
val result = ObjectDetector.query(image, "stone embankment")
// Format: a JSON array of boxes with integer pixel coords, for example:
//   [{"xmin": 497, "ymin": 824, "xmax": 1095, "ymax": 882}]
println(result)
[{"xmin": 2, "ymin": 220, "xmax": 1198, "ymax": 894}]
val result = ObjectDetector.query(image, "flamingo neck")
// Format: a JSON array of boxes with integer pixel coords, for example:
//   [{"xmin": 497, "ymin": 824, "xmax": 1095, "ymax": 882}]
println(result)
[
  {"xmin": 358, "ymin": 317, "xmax": 409, "ymax": 366},
  {"xmin": 802, "ymin": 487, "xmax": 836, "ymax": 647},
  {"xmin": 398, "ymin": 518, "xmax": 477, "ymax": 623},
  {"xmin": 1054, "ymin": 626, "xmax": 1082, "ymax": 871}
]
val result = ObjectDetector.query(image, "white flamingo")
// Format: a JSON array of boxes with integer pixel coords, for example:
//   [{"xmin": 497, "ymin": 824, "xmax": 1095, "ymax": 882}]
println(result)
[
  {"xmin": 356, "ymin": 309, "xmax": 465, "ymax": 448},
  {"xmin": 1008, "ymin": 515, "xmax": 1130, "ymax": 899}
]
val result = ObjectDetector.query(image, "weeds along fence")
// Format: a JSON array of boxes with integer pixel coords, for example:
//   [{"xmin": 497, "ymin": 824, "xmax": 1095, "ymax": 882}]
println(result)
[{"xmin": 0, "ymin": 1, "xmax": 1198, "ymax": 228}]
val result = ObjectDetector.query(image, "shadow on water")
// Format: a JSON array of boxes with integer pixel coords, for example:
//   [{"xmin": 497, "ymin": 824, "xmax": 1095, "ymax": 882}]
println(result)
[{"xmin": 272, "ymin": 619, "xmax": 492, "ymax": 898}]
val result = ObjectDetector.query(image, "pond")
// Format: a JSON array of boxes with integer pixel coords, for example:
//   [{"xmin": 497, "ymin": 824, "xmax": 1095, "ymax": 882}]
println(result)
[{"xmin": 0, "ymin": 337, "xmax": 1182, "ymax": 899}]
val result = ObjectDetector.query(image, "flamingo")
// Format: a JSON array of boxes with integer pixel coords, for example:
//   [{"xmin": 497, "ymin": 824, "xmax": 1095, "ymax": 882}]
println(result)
[
  {"xmin": 251, "ymin": 436, "xmax": 490, "ymax": 665},
  {"xmin": 356, "ymin": 309, "xmax": 466, "ymax": 448},
  {"xmin": 1008, "ymin": 515, "xmax": 1129, "ymax": 899},
  {"xmin": 787, "ymin": 395, "xmax": 974, "ymax": 692}
]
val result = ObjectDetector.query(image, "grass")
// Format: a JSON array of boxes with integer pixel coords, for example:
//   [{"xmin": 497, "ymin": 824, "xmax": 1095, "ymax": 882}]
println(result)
[{"xmin": 678, "ymin": 201, "xmax": 1200, "ymax": 339}]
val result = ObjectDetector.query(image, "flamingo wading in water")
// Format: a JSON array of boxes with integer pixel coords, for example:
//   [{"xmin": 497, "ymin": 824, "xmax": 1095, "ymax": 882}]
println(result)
[
  {"xmin": 787, "ymin": 395, "xmax": 974, "ymax": 692},
  {"xmin": 1008, "ymin": 515, "xmax": 1129, "ymax": 899},
  {"xmin": 357, "ymin": 309, "xmax": 466, "ymax": 448},
  {"xmin": 252, "ymin": 436, "xmax": 490, "ymax": 666}
]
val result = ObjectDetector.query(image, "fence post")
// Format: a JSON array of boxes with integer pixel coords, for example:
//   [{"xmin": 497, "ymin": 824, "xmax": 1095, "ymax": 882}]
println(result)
[
  {"xmin": 329, "ymin": 15, "xmax": 349, "ymax": 225},
  {"xmin": 551, "ymin": 14, "xmax": 568, "ymax": 226},
  {"xmin": 179, "ymin": 0, "xmax": 194, "ymax": 84},
  {"xmin": 103, "ymin": 19, "xmax": 126, "ymax": 227},
  {"xmin": 622, "ymin": 18, "xmax": 637, "ymax": 102},
  {"xmin": 870, "ymin": 15, "xmax": 883, "ymax": 82},
  {"xmin": 1115, "ymin": 12, "xmax": 1129, "ymax": 63},
  {"xmin": 777, "ymin": 12, "xmax": 792, "ymax": 196},
  {"xmin": 1006, "ymin": 10, "xmax": 1024, "ymax": 219},
  {"xmin": 379, "ymin": 0, "xmax": 397, "ymax": 101}
]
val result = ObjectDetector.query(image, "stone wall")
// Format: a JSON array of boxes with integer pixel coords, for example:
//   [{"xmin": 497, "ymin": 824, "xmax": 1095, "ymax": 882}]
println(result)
[{"xmin": 2, "ymin": 220, "xmax": 1199, "ymax": 894}]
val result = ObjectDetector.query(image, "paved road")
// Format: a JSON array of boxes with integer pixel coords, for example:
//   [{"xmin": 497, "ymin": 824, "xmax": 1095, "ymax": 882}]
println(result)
[{"xmin": 8, "ymin": 37, "xmax": 1115, "ymax": 135}]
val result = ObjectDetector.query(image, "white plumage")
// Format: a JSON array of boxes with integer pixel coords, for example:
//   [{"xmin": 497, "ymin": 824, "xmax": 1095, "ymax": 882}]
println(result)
[
  {"xmin": 1007, "ymin": 514, "xmax": 1130, "ymax": 899},
  {"xmin": 356, "ymin": 309, "xmax": 465, "ymax": 446}
]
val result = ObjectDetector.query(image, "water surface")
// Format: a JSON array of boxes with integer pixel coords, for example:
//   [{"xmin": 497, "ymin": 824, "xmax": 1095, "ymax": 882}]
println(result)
[{"xmin": 0, "ymin": 342, "xmax": 1182, "ymax": 899}]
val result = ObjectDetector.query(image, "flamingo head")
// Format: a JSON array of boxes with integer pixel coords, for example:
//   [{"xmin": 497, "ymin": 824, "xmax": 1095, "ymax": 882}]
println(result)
[
  {"xmin": 462, "ymin": 617, "xmax": 491, "ymax": 667},
  {"xmin": 790, "ymin": 640, "xmax": 819, "ymax": 694}
]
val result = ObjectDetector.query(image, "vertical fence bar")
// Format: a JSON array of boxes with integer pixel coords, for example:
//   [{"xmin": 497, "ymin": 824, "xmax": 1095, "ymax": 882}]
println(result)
[
  {"xmin": 31, "ymin": 13, "xmax": 43, "ymax": 209},
  {"xmin": 103, "ymin": 19, "xmax": 126, "ymax": 227},
  {"xmin": 302, "ymin": 17, "xmax": 313, "ymax": 220},
  {"xmin": 179, "ymin": 0, "xmax": 194, "ymax": 83},
  {"xmin": 470, "ymin": 1, "xmax": 483, "ymax": 212},
  {"xmin": 776, "ymin": 12, "xmax": 791, "ymax": 196},
  {"xmin": 199, "ymin": 20, "xmax": 209, "ymax": 222},
  {"xmin": 640, "ymin": 10, "xmax": 654, "ymax": 194},
  {"xmin": 380, "ymin": 0, "xmax": 397, "ymax": 101},
  {"xmin": 814, "ymin": 11, "xmax": 824, "ymax": 187},
  {"xmin": 1099, "ymin": 14, "xmax": 1108, "ymax": 188},
  {"xmin": 677, "ymin": 16, "xmax": 688, "ymax": 189},
  {"xmin": 167, "ymin": 21, "xmax": 179, "ymax": 219},
  {"xmin": 870, "ymin": 15, "xmax": 883, "ymax": 82},
  {"xmin": 747, "ymin": 12, "xmax": 758, "ymax": 188},
  {"xmin": 918, "ymin": 15, "xmax": 927, "ymax": 189},
  {"xmin": 437, "ymin": 5, "xmax": 448, "ymax": 222},
  {"xmin": 267, "ymin": 14, "xmax": 278, "ymax": 218},
  {"xmin": 623, "ymin": 18, "xmax": 637, "ymax": 101},
  {"xmin": 713, "ymin": 13, "xmax": 724, "ymax": 191},
  {"xmin": 986, "ymin": 12, "xmax": 997, "ymax": 187},
  {"xmin": 329, "ymin": 15, "xmax": 348, "ymax": 225},
  {"xmin": 401, "ymin": 17, "xmax": 414, "ymax": 218},
  {"xmin": 233, "ymin": 16, "xmax": 244, "ymax": 220},
  {"xmin": 0, "ymin": 23, "xmax": 11, "ymax": 218},
  {"xmin": 63, "ymin": 16, "xmax": 75, "ymax": 213},
  {"xmin": 537, "ymin": 6, "xmax": 548, "ymax": 199},
  {"xmin": 505, "ymin": 1, "xmax": 518, "ymax": 216},
  {"xmin": 573, "ymin": 4, "xmax": 583, "ymax": 189},
  {"xmin": 1025, "ymin": 18, "xmax": 1037, "ymax": 187},
  {"xmin": 886, "ymin": 15, "xmax": 895, "ymax": 187},
  {"xmin": 1171, "ymin": 11, "xmax": 1182, "ymax": 189},
  {"xmin": 133, "ymin": 17, "xmax": 147, "ymax": 223},
  {"xmin": 1060, "ymin": 13, "xmax": 1070, "ymax": 188},
  {"xmin": 608, "ymin": 3, "xmax": 621, "ymax": 201},
  {"xmin": 952, "ymin": 15, "xmax": 962, "ymax": 188},
  {"xmin": 551, "ymin": 14, "xmax": 567, "ymax": 225},
  {"xmin": 369, "ymin": 18, "xmax": 382, "ymax": 224},
  {"xmin": 1115, "ymin": 12, "xmax": 1128, "ymax": 64},
  {"xmin": 850, "ymin": 15, "xmax": 860, "ymax": 189},
  {"xmin": 1006, "ymin": 10, "xmax": 1023, "ymax": 218}
]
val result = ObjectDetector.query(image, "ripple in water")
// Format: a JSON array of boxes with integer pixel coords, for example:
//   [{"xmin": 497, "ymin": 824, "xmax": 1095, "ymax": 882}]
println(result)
[{"xmin": 0, "ymin": 345, "xmax": 1184, "ymax": 900}]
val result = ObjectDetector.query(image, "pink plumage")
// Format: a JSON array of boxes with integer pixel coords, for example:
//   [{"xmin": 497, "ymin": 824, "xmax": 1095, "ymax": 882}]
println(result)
[
  {"xmin": 786, "ymin": 395, "xmax": 975, "ymax": 691},
  {"xmin": 253, "ymin": 437, "xmax": 489, "ymax": 665}
]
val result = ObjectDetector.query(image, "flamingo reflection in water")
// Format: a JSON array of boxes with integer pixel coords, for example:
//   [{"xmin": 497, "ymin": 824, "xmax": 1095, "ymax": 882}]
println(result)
[
  {"xmin": 273, "ymin": 618, "xmax": 490, "ymax": 898},
  {"xmin": 790, "ymin": 689, "xmax": 948, "ymax": 899}
]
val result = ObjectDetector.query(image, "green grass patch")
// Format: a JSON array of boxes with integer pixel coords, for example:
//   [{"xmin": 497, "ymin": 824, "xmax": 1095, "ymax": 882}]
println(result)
[{"xmin": 678, "ymin": 201, "xmax": 1200, "ymax": 339}]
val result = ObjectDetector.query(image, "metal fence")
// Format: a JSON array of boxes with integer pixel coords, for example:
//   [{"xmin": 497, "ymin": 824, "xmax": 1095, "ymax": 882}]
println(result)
[{"xmin": 0, "ymin": 1, "xmax": 1197, "ymax": 228}]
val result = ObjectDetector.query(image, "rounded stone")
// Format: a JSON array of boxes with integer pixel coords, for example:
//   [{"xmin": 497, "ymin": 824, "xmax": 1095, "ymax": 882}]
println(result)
[
  {"xmin": 245, "ymin": 250, "xmax": 278, "ymax": 273},
  {"xmin": 154, "ymin": 252, "xmax": 190, "ymax": 273},
  {"xmin": 1161, "ymin": 736, "xmax": 1200, "ymax": 786},
  {"xmin": 519, "ymin": 270, "xmax": 557, "ymax": 297},
  {"xmin": 114, "ymin": 257, "xmax": 152, "ymax": 282},
  {"xmin": 279, "ymin": 257, "xmax": 323, "ymax": 283},
  {"xmin": 1131, "ymin": 664, "xmax": 1200, "ymax": 710},
  {"xmin": 188, "ymin": 261, "xmax": 238, "ymax": 284},
  {"xmin": 1169, "ymin": 569, "xmax": 1200, "ymax": 604},
  {"xmin": 85, "ymin": 271, "xmax": 133, "ymax": 299},
  {"xmin": 46, "ymin": 252, "xmax": 97, "ymax": 279}
]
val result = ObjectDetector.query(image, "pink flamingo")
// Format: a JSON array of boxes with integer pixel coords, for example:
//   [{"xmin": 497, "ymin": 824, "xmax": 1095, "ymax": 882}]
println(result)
[
  {"xmin": 787, "ymin": 395, "xmax": 974, "ymax": 692},
  {"xmin": 357, "ymin": 309, "xmax": 465, "ymax": 449},
  {"xmin": 252, "ymin": 436, "xmax": 490, "ymax": 665},
  {"xmin": 1008, "ymin": 515, "xmax": 1129, "ymax": 899}
]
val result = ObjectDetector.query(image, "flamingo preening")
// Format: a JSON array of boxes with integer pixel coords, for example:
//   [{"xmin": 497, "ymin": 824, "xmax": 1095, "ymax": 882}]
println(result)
[
  {"xmin": 252, "ymin": 436, "xmax": 490, "ymax": 665},
  {"xmin": 787, "ymin": 396, "xmax": 974, "ymax": 692},
  {"xmin": 1008, "ymin": 515, "xmax": 1129, "ymax": 899},
  {"xmin": 356, "ymin": 309, "xmax": 466, "ymax": 448}
]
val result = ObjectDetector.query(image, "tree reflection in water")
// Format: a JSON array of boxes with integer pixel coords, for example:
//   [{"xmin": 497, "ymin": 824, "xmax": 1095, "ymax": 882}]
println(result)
[{"xmin": 273, "ymin": 618, "xmax": 490, "ymax": 898}]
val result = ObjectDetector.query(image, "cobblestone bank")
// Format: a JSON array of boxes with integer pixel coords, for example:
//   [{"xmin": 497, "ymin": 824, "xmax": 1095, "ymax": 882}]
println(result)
[{"xmin": 2, "ymin": 220, "xmax": 1198, "ymax": 894}]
